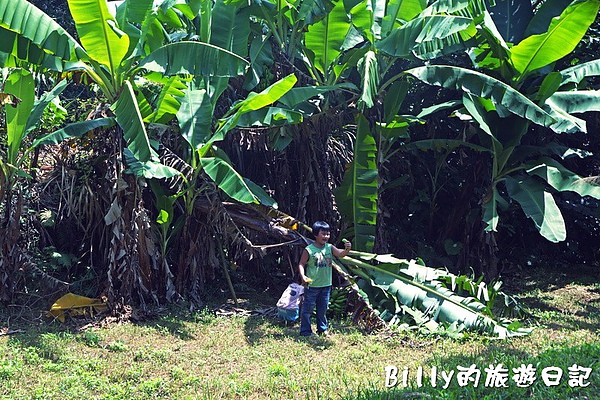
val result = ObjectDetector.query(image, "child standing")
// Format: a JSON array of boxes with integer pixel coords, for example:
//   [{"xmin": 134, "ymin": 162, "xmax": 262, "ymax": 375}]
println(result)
[{"xmin": 298, "ymin": 221, "xmax": 351, "ymax": 337}]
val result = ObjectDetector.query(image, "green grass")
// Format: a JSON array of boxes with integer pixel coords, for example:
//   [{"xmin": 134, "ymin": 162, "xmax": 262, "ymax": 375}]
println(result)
[{"xmin": 1, "ymin": 266, "xmax": 599, "ymax": 399}]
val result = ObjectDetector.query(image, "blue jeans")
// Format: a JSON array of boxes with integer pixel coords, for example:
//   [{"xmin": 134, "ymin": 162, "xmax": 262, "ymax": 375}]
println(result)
[{"xmin": 300, "ymin": 286, "xmax": 331, "ymax": 336}]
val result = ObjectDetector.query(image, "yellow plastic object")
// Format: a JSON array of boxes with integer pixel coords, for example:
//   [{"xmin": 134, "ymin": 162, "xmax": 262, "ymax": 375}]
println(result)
[{"xmin": 46, "ymin": 293, "xmax": 108, "ymax": 323}]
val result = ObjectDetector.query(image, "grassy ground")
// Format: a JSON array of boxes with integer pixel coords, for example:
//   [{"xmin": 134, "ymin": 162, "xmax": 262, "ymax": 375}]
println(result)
[{"xmin": 1, "ymin": 265, "xmax": 599, "ymax": 399}]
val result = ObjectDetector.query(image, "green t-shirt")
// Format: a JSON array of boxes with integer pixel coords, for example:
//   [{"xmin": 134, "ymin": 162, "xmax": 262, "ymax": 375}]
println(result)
[{"xmin": 305, "ymin": 243, "xmax": 333, "ymax": 288}]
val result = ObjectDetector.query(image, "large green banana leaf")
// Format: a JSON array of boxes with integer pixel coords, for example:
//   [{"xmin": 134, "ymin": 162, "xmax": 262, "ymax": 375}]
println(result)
[
  {"xmin": 546, "ymin": 91, "xmax": 600, "ymax": 114},
  {"xmin": 5, "ymin": 69, "xmax": 34, "ymax": 167},
  {"xmin": 32, "ymin": 118, "xmax": 116, "ymax": 147},
  {"xmin": 380, "ymin": 0, "xmax": 426, "ymax": 37},
  {"xmin": 145, "ymin": 75, "xmax": 188, "ymax": 124},
  {"xmin": 278, "ymin": 83, "xmax": 357, "ymax": 109},
  {"xmin": 559, "ymin": 59, "xmax": 600, "ymax": 87},
  {"xmin": 504, "ymin": 175, "xmax": 566, "ymax": 242},
  {"xmin": 207, "ymin": 0, "xmax": 251, "ymax": 105},
  {"xmin": 510, "ymin": 0, "xmax": 600, "ymax": 78},
  {"xmin": 137, "ymin": 41, "xmax": 249, "ymax": 78},
  {"xmin": 0, "ymin": 0, "xmax": 85, "ymax": 63},
  {"xmin": 340, "ymin": 252, "xmax": 528, "ymax": 338},
  {"xmin": 111, "ymin": 80, "xmax": 157, "ymax": 164},
  {"xmin": 406, "ymin": 65, "xmax": 556, "ymax": 130},
  {"xmin": 304, "ymin": 0, "xmax": 351, "ymax": 80},
  {"xmin": 526, "ymin": 157, "xmax": 600, "ymax": 199},
  {"xmin": 68, "ymin": 0, "xmax": 130, "ymax": 76},
  {"xmin": 235, "ymin": 107, "xmax": 303, "ymax": 127},
  {"xmin": 200, "ymin": 157, "xmax": 259, "ymax": 204},
  {"xmin": 334, "ymin": 114, "xmax": 377, "ymax": 252},
  {"xmin": 210, "ymin": 0, "xmax": 249, "ymax": 58},
  {"xmin": 524, "ymin": 0, "xmax": 577, "ymax": 37},
  {"xmin": 205, "ymin": 74, "xmax": 298, "ymax": 148},
  {"xmin": 177, "ymin": 88, "xmax": 213, "ymax": 151},
  {"xmin": 376, "ymin": 15, "xmax": 473, "ymax": 58}
]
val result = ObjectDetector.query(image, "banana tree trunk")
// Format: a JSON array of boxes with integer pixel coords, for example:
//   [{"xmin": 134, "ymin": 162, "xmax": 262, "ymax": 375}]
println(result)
[{"xmin": 0, "ymin": 191, "xmax": 24, "ymax": 303}]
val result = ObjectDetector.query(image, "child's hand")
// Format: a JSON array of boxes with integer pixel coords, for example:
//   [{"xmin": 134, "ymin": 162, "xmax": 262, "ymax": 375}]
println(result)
[{"xmin": 342, "ymin": 238, "xmax": 351, "ymax": 250}]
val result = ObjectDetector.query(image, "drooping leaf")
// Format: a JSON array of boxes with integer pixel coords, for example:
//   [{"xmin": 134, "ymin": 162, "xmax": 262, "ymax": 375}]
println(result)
[
  {"xmin": 526, "ymin": 157, "xmax": 600, "ymax": 199},
  {"xmin": 377, "ymin": 13, "xmax": 473, "ymax": 58},
  {"xmin": 200, "ymin": 157, "xmax": 258, "ymax": 204},
  {"xmin": 546, "ymin": 91, "xmax": 600, "ymax": 114},
  {"xmin": 111, "ymin": 80, "xmax": 157, "ymax": 163},
  {"xmin": 357, "ymin": 50, "xmax": 379, "ymax": 110},
  {"xmin": 334, "ymin": 114, "xmax": 377, "ymax": 252},
  {"xmin": 510, "ymin": 0, "xmax": 600, "ymax": 77},
  {"xmin": 207, "ymin": 74, "xmax": 298, "ymax": 147},
  {"xmin": 243, "ymin": 178, "xmax": 278, "ymax": 208},
  {"xmin": 138, "ymin": 41, "xmax": 249, "ymax": 78},
  {"xmin": 24, "ymin": 79, "xmax": 69, "ymax": 136},
  {"xmin": 482, "ymin": 186, "xmax": 505, "ymax": 232},
  {"xmin": 278, "ymin": 83, "xmax": 357, "ymax": 108},
  {"xmin": 559, "ymin": 59, "xmax": 600, "ymax": 87},
  {"xmin": 406, "ymin": 65, "xmax": 557, "ymax": 130},
  {"xmin": 0, "ymin": 0, "xmax": 85, "ymax": 64},
  {"xmin": 32, "ymin": 118, "xmax": 116, "ymax": 147},
  {"xmin": 124, "ymin": 148, "xmax": 180, "ymax": 179},
  {"xmin": 177, "ymin": 88, "xmax": 213, "ymax": 150},
  {"xmin": 341, "ymin": 253, "xmax": 529, "ymax": 338},
  {"xmin": 235, "ymin": 107, "xmax": 303, "ymax": 127},
  {"xmin": 146, "ymin": 75, "xmax": 187, "ymax": 124},
  {"xmin": 504, "ymin": 174, "xmax": 566, "ymax": 242}
]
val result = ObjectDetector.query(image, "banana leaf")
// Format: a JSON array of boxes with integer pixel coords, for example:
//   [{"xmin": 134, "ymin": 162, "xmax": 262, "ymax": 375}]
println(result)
[
  {"xmin": 137, "ymin": 41, "xmax": 249, "ymax": 78},
  {"xmin": 559, "ymin": 59, "xmax": 600, "ymax": 87},
  {"xmin": 5, "ymin": 69, "xmax": 35, "ymax": 167},
  {"xmin": 339, "ymin": 252, "xmax": 529, "ymax": 338},
  {"xmin": 305, "ymin": 0, "xmax": 352, "ymax": 79},
  {"xmin": 510, "ymin": 0, "xmax": 600, "ymax": 77},
  {"xmin": 546, "ymin": 91, "xmax": 600, "ymax": 114},
  {"xmin": 145, "ymin": 75, "xmax": 187, "ymax": 124},
  {"xmin": 406, "ymin": 65, "xmax": 556, "ymax": 130},
  {"xmin": 504, "ymin": 174, "xmax": 566, "ymax": 242},
  {"xmin": 376, "ymin": 14, "xmax": 473, "ymax": 58},
  {"xmin": 177, "ymin": 88, "xmax": 213, "ymax": 151},
  {"xmin": 334, "ymin": 114, "xmax": 377, "ymax": 252},
  {"xmin": 69, "ymin": 0, "xmax": 130, "ymax": 75},
  {"xmin": 32, "ymin": 118, "xmax": 116, "ymax": 148},
  {"xmin": 357, "ymin": 50, "xmax": 379, "ymax": 110},
  {"xmin": 525, "ymin": 157, "xmax": 600, "ymax": 199},
  {"xmin": 0, "ymin": 0, "xmax": 85, "ymax": 63},
  {"xmin": 111, "ymin": 80, "xmax": 157, "ymax": 164},
  {"xmin": 200, "ymin": 157, "xmax": 259, "ymax": 204}
]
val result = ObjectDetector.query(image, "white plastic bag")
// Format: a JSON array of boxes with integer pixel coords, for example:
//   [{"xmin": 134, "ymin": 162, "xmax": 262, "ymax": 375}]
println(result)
[{"xmin": 276, "ymin": 283, "xmax": 304, "ymax": 321}]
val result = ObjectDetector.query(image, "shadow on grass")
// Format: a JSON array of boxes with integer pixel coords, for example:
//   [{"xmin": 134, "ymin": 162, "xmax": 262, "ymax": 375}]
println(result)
[{"xmin": 242, "ymin": 314, "xmax": 347, "ymax": 351}]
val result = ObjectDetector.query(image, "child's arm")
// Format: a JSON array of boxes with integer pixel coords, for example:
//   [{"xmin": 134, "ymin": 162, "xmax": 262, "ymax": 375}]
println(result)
[
  {"xmin": 297, "ymin": 249, "xmax": 312, "ymax": 284},
  {"xmin": 332, "ymin": 239, "xmax": 351, "ymax": 258}
]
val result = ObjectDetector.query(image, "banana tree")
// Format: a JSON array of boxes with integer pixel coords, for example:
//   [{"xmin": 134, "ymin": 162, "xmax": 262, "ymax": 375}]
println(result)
[
  {"xmin": 404, "ymin": 0, "xmax": 600, "ymax": 275},
  {"xmin": 0, "ymin": 68, "xmax": 68, "ymax": 302},
  {"xmin": 0, "ymin": 0, "xmax": 281, "ymax": 306},
  {"xmin": 318, "ymin": 0, "xmax": 495, "ymax": 251}
]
